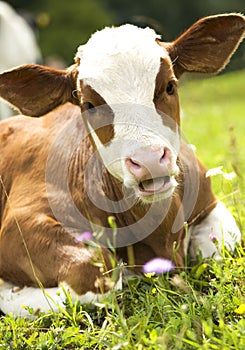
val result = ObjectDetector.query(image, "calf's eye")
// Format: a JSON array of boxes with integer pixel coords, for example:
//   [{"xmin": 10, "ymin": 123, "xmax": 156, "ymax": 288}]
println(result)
[
  {"xmin": 166, "ymin": 81, "xmax": 175, "ymax": 95},
  {"xmin": 83, "ymin": 102, "xmax": 96, "ymax": 113}
]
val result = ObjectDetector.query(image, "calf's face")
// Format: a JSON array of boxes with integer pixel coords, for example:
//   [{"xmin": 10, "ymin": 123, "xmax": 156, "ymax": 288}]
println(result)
[
  {"xmin": 77, "ymin": 25, "xmax": 180, "ymax": 203},
  {"xmin": 0, "ymin": 14, "xmax": 244, "ymax": 204}
]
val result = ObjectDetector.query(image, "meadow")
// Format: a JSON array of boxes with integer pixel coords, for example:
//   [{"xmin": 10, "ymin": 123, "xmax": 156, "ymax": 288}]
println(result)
[{"xmin": 0, "ymin": 70, "xmax": 244, "ymax": 349}]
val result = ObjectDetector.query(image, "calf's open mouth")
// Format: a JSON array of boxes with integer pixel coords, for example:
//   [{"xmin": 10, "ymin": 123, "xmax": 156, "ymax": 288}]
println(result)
[{"xmin": 138, "ymin": 176, "xmax": 173, "ymax": 196}]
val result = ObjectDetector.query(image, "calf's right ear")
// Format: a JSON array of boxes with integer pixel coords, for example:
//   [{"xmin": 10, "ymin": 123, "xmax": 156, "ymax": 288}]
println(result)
[
  {"xmin": 162, "ymin": 13, "xmax": 245, "ymax": 78},
  {"xmin": 0, "ymin": 64, "xmax": 79, "ymax": 117}
]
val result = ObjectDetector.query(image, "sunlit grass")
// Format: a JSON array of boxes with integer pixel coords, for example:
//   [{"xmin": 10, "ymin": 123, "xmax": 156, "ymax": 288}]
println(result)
[
  {"xmin": 180, "ymin": 70, "xmax": 245, "ymax": 172},
  {"xmin": 180, "ymin": 69, "xmax": 245, "ymax": 232},
  {"xmin": 0, "ymin": 70, "xmax": 244, "ymax": 349}
]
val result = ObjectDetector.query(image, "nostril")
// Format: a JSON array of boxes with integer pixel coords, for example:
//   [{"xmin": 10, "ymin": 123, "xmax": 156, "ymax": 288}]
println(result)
[
  {"xmin": 126, "ymin": 157, "xmax": 141, "ymax": 170},
  {"xmin": 160, "ymin": 147, "xmax": 170, "ymax": 164},
  {"xmin": 160, "ymin": 149, "xmax": 165, "ymax": 162}
]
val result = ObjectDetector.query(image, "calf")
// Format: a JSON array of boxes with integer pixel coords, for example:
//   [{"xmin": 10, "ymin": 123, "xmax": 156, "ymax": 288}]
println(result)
[{"xmin": 0, "ymin": 14, "xmax": 244, "ymax": 316}]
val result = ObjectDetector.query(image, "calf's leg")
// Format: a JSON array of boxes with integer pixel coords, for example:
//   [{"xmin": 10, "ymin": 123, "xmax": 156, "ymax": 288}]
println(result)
[
  {"xmin": 0, "ymin": 222, "xmax": 121, "ymax": 316},
  {"xmin": 188, "ymin": 201, "xmax": 241, "ymax": 260}
]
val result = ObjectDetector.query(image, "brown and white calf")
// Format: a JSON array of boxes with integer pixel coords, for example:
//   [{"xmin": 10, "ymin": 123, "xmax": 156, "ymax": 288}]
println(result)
[{"xmin": 0, "ymin": 14, "xmax": 244, "ymax": 315}]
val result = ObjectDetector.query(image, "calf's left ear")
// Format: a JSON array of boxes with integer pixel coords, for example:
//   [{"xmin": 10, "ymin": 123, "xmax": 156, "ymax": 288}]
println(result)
[
  {"xmin": 0, "ymin": 64, "xmax": 79, "ymax": 117},
  {"xmin": 161, "ymin": 14, "xmax": 245, "ymax": 78}
]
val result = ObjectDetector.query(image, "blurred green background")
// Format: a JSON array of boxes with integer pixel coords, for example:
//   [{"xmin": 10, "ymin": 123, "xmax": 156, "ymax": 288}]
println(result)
[{"xmin": 5, "ymin": 0, "xmax": 245, "ymax": 69}]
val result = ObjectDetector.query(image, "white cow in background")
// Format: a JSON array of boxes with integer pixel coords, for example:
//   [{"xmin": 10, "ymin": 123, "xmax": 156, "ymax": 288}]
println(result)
[{"xmin": 0, "ymin": 1, "xmax": 41, "ymax": 119}]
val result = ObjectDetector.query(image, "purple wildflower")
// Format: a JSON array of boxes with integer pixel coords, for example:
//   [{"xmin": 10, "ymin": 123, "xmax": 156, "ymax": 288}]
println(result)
[
  {"xmin": 143, "ymin": 258, "xmax": 175, "ymax": 275},
  {"xmin": 209, "ymin": 232, "xmax": 217, "ymax": 242},
  {"xmin": 75, "ymin": 231, "xmax": 93, "ymax": 243}
]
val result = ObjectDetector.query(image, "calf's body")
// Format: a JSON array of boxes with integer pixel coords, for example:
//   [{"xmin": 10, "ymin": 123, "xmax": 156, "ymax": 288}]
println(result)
[{"xmin": 0, "ymin": 14, "xmax": 244, "ymax": 315}]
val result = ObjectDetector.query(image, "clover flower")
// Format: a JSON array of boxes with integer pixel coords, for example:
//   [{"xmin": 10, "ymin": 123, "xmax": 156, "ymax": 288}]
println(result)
[
  {"xmin": 143, "ymin": 258, "xmax": 175, "ymax": 275},
  {"xmin": 209, "ymin": 232, "xmax": 217, "ymax": 242},
  {"xmin": 75, "ymin": 231, "xmax": 93, "ymax": 243}
]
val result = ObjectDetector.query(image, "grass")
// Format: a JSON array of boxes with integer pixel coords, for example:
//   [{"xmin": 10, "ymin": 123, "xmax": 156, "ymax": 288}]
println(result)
[
  {"xmin": 180, "ymin": 70, "xmax": 245, "ymax": 230},
  {"xmin": 0, "ymin": 70, "xmax": 245, "ymax": 349}
]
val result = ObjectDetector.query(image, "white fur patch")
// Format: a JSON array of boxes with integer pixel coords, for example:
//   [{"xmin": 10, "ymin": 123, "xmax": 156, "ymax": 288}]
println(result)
[
  {"xmin": 0, "ymin": 277, "xmax": 122, "ymax": 317},
  {"xmin": 76, "ymin": 24, "xmax": 167, "ymax": 106},
  {"xmin": 76, "ymin": 25, "xmax": 179, "ymax": 188},
  {"xmin": 188, "ymin": 201, "xmax": 241, "ymax": 259}
]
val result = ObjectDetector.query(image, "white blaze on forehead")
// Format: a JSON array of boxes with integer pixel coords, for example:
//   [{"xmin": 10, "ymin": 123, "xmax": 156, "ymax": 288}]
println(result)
[
  {"xmin": 76, "ymin": 24, "xmax": 179, "ymax": 186},
  {"xmin": 76, "ymin": 24, "xmax": 168, "ymax": 106}
]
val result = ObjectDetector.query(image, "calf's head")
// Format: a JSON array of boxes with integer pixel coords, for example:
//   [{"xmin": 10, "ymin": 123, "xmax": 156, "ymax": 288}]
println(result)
[
  {"xmin": 76, "ymin": 24, "xmax": 181, "ymax": 203},
  {"xmin": 0, "ymin": 14, "xmax": 244, "ymax": 203}
]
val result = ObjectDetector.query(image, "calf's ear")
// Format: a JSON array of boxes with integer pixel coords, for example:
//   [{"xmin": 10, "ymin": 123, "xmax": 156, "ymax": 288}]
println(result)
[
  {"xmin": 0, "ymin": 64, "xmax": 79, "ymax": 117},
  {"xmin": 161, "ymin": 14, "xmax": 245, "ymax": 78}
]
